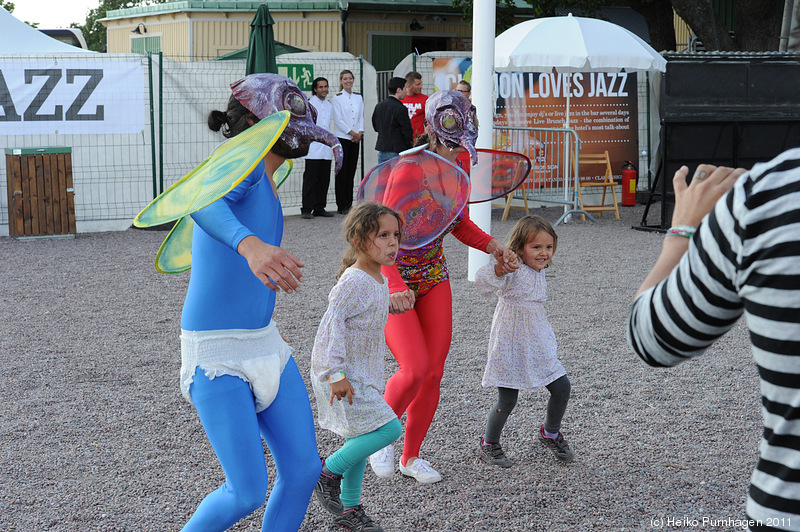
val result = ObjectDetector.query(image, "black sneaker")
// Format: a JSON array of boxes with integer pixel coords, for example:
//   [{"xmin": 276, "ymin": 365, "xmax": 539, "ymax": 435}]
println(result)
[
  {"xmin": 301, "ymin": 212, "xmax": 314, "ymax": 219},
  {"xmin": 313, "ymin": 210, "xmax": 334, "ymax": 217},
  {"xmin": 537, "ymin": 424, "xmax": 575, "ymax": 463},
  {"xmin": 333, "ymin": 504, "xmax": 384, "ymax": 532},
  {"xmin": 315, "ymin": 463, "xmax": 344, "ymax": 515},
  {"xmin": 476, "ymin": 439, "xmax": 513, "ymax": 468}
]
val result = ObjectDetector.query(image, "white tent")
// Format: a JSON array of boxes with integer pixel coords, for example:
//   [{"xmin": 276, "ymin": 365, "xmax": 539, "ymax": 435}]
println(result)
[{"xmin": 0, "ymin": 7, "xmax": 94, "ymax": 53}]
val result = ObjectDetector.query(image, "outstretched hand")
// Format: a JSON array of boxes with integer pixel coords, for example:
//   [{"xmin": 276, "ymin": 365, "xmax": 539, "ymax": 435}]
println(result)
[
  {"xmin": 389, "ymin": 289, "xmax": 415, "ymax": 314},
  {"xmin": 671, "ymin": 165, "xmax": 747, "ymax": 228},
  {"xmin": 237, "ymin": 235, "xmax": 305, "ymax": 293},
  {"xmin": 329, "ymin": 378, "xmax": 355, "ymax": 405},
  {"xmin": 634, "ymin": 164, "xmax": 746, "ymax": 298}
]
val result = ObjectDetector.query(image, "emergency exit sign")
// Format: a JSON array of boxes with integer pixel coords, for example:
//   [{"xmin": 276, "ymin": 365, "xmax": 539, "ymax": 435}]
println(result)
[{"xmin": 278, "ymin": 64, "xmax": 314, "ymax": 91}]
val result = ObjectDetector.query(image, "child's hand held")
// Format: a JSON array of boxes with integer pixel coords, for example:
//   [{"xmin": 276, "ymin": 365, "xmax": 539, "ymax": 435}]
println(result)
[
  {"xmin": 389, "ymin": 290, "xmax": 415, "ymax": 314},
  {"xmin": 494, "ymin": 252, "xmax": 519, "ymax": 277}
]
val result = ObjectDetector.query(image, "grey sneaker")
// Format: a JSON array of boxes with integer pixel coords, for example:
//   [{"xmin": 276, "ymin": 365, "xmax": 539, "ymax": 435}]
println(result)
[
  {"xmin": 333, "ymin": 504, "xmax": 384, "ymax": 532},
  {"xmin": 537, "ymin": 424, "xmax": 575, "ymax": 462},
  {"xmin": 315, "ymin": 462, "xmax": 344, "ymax": 515},
  {"xmin": 476, "ymin": 439, "xmax": 513, "ymax": 468}
]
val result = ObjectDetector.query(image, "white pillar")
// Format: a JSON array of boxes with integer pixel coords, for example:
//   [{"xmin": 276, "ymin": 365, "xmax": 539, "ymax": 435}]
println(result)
[{"xmin": 467, "ymin": 0, "xmax": 496, "ymax": 281}]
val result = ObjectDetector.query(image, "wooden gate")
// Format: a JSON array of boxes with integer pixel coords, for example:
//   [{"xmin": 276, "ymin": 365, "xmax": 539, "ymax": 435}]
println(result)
[{"xmin": 5, "ymin": 147, "xmax": 77, "ymax": 237}]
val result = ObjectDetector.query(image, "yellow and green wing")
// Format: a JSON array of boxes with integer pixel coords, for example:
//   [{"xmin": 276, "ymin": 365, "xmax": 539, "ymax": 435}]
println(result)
[
  {"xmin": 153, "ymin": 159, "xmax": 294, "ymax": 274},
  {"xmin": 153, "ymin": 216, "xmax": 195, "ymax": 274},
  {"xmin": 134, "ymin": 110, "xmax": 290, "ymax": 228},
  {"xmin": 273, "ymin": 158, "xmax": 293, "ymax": 189}
]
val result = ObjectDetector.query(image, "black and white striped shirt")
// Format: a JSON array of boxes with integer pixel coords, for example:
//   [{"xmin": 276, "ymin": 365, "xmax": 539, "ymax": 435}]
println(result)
[{"xmin": 628, "ymin": 148, "xmax": 800, "ymax": 531}]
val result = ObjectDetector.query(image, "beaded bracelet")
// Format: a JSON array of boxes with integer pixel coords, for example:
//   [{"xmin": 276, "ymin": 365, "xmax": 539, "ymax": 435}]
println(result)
[
  {"xmin": 666, "ymin": 225, "xmax": 696, "ymax": 239},
  {"xmin": 328, "ymin": 372, "xmax": 346, "ymax": 383}
]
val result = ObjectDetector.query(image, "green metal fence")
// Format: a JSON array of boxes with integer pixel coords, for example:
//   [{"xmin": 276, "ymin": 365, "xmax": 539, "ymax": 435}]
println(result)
[
  {"xmin": 1, "ymin": 51, "xmax": 654, "ymax": 233},
  {"xmin": 0, "ymin": 53, "xmax": 156, "ymax": 230},
  {"xmin": 152, "ymin": 54, "xmax": 371, "ymax": 211},
  {"xmin": 1, "ymin": 53, "xmax": 374, "ymax": 231}
]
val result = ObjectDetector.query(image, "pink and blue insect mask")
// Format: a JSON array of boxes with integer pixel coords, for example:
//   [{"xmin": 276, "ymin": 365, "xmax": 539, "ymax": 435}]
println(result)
[
  {"xmin": 425, "ymin": 90, "xmax": 479, "ymax": 166},
  {"xmin": 231, "ymin": 73, "xmax": 344, "ymax": 173}
]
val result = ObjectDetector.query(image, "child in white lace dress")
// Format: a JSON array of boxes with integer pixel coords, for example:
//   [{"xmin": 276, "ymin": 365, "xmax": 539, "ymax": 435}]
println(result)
[
  {"xmin": 474, "ymin": 215, "xmax": 574, "ymax": 467},
  {"xmin": 311, "ymin": 202, "xmax": 404, "ymax": 532}
]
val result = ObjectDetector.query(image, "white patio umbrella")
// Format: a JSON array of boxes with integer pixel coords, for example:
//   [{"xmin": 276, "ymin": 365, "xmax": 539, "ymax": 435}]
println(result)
[
  {"xmin": 495, "ymin": 13, "xmax": 667, "ymax": 127},
  {"xmin": 494, "ymin": 14, "xmax": 666, "ymax": 224}
]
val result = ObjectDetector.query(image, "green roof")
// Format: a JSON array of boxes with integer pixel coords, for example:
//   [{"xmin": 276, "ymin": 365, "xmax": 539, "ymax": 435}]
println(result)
[
  {"xmin": 105, "ymin": 0, "xmax": 532, "ymax": 20},
  {"xmin": 106, "ymin": 1, "xmax": 340, "ymax": 20}
]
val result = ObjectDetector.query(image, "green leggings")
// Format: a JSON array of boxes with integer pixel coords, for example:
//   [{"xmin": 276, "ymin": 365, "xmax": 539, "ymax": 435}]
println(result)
[{"xmin": 324, "ymin": 418, "xmax": 402, "ymax": 507}]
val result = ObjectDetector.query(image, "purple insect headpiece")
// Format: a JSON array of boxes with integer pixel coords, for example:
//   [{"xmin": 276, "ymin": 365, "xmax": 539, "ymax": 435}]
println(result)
[
  {"xmin": 425, "ymin": 90, "xmax": 479, "ymax": 166},
  {"xmin": 231, "ymin": 73, "xmax": 344, "ymax": 173}
]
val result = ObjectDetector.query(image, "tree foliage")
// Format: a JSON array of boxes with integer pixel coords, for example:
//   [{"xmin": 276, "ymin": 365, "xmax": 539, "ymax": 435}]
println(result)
[
  {"xmin": 2, "ymin": 0, "xmax": 39, "ymax": 27},
  {"xmin": 452, "ymin": 0, "xmax": 518, "ymax": 33},
  {"xmin": 453, "ymin": 0, "xmax": 601, "ymax": 34},
  {"xmin": 452, "ymin": 0, "xmax": 787, "ymax": 51},
  {"xmin": 74, "ymin": 0, "xmax": 169, "ymax": 52}
]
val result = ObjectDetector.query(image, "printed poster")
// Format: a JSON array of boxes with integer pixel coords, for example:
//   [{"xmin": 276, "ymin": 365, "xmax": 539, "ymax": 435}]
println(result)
[
  {"xmin": 0, "ymin": 60, "xmax": 146, "ymax": 135},
  {"xmin": 431, "ymin": 58, "xmax": 638, "ymax": 181}
]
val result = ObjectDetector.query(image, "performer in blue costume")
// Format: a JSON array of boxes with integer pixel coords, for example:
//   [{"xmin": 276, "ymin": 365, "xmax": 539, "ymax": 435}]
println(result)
[{"xmin": 136, "ymin": 74, "xmax": 343, "ymax": 532}]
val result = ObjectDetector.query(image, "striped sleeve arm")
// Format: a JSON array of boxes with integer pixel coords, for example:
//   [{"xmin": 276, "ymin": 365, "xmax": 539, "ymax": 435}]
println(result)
[{"xmin": 627, "ymin": 186, "xmax": 746, "ymax": 367}]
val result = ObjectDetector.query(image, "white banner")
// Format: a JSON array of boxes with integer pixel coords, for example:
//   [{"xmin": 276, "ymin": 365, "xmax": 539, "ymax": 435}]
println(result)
[{"xmin": 0, "ymin": 60, "xmax": 145, "ymax": 135}]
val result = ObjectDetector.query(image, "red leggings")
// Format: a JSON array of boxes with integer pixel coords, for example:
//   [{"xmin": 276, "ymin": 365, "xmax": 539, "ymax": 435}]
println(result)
[{"xmin": 383, "ymin": 281, "xmax": 452, "ymax": 466}]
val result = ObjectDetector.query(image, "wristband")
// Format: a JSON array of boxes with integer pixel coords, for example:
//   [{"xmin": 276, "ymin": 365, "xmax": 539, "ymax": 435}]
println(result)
[
  {"xmin": 328, "ymin": 372, "xmax": 345, "ymax": 383},
  {"xmin": 666, "ymin": 225, "xmax": 696, "ymax": 239}
]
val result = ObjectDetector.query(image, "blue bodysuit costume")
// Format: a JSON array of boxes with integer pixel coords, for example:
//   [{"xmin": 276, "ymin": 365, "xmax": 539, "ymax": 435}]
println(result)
[{"xmin": 180, "ymin": 159, "xmax": 320, "ymax": 532}]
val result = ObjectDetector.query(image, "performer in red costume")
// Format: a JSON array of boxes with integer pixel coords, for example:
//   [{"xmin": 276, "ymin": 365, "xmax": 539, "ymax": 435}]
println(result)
[{"xmin": 367, "ymin": 90, "xmax": 517, "ymax": 484}]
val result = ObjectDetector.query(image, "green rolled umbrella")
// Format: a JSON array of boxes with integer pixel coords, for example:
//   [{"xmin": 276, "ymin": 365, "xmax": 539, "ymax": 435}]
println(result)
[{"xmin": 245, "ymin": 4, "xmax": 278, "ymax": 75}]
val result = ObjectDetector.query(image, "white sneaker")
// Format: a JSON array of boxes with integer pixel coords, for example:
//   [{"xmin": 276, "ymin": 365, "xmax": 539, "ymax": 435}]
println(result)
[
  {"xmin": 369, "ymin": 444, "xmax": 395, "ymax": 479},
  {"xmin": 399, "ymin": 458, "xmax": 442, "ymax": 484}
]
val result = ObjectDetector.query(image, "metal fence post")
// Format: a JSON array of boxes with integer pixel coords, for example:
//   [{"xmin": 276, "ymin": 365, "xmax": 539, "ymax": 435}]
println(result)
[
  {"xmin": 646, "ymin": 72, "xmax": 652, "ymax": 190},
  {"xmin": 147, "ymin": 52, "xmax": 157, "ymax": 199},
  {"xmin": 359, "ymin": 55, "xmax": 365, "ymax": 184},
  {"xmin": 158, "ymin": 52, "xmax": 164, "ymax": 195}
]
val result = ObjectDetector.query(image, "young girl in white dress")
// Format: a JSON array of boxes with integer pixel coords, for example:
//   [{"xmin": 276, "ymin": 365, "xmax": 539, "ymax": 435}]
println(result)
[
  {"xmin": 311, "ymin": 202, "xmax": 404, "ymax": 532},
  {"xmin": 474, "ymin": 215, "xmax": 574, "ymax": 467}
]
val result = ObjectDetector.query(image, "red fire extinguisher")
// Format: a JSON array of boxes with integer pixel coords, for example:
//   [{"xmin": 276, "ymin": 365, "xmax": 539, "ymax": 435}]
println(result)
[{"xmin": 621, "ymin": 161, "xmax": 637, "ymax": 206}]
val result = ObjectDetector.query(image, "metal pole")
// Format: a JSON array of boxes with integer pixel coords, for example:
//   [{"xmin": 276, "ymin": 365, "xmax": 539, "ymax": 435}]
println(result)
[
  {"xmin": 359, "ymin": 55, "xmax": 365, "ymax": 184},
  {"xmin": 646, "ymin": 72, "xmax": 652, "ymax": 190},
  {"xmin": 158, "ymin": 52, "xmax": 164, "ymax": 195},
  {"xmin": 467, "ymin": 0, "xmax": 496, "ymax": 281},
  {"xmin": 147, "ymin": 52, "xmax": 157, "ymax": 199}
]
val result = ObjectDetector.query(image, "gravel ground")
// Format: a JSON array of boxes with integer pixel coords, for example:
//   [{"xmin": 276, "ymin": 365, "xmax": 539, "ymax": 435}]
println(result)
[{"xmin": 0, "ymin": 202, "xmax": 761, "ymax": 532}]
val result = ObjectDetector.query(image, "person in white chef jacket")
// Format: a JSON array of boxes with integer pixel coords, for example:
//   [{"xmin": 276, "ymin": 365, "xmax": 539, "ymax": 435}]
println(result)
[
  {"xmin": 332, "ymin": 69, "xmax": 364, "ymax": 215},
  {"xmin": 301, "ymin": 77, "xmax": 335, "ymax": 219}
]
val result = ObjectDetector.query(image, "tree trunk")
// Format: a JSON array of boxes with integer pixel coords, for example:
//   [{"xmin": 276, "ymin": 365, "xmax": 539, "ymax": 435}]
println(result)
[
  {"xmin": 734, "ymin": 0, "xmax": 783, "ymax": 50},
  {"xmin": 671, "ymin": 0, "xmax": 737, "ymax": 50},
  {"xmin": 627, "ymin": 0, "xmax": 677, "ymax": 52}
]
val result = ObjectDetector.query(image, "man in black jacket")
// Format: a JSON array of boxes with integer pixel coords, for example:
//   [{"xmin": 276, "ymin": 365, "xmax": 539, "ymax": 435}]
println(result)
[{"xmin": 372, "ymin": 77, "xmax": 414, "ymax": 164}]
